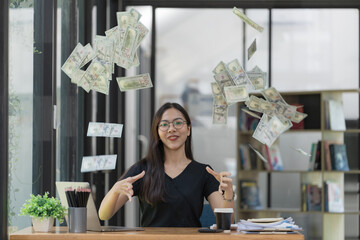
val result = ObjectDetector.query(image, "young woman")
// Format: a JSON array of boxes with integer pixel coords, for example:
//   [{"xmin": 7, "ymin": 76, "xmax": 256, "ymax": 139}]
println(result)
[{"xmin": 98, "ymin": 102, "xmax": 235, "ymax": 227}]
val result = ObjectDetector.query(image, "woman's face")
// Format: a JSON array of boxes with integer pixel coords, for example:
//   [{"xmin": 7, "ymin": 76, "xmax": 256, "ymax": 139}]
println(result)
[{"xmin": 158, "ymin": 108, "xmax": 190, "ymax": 152}]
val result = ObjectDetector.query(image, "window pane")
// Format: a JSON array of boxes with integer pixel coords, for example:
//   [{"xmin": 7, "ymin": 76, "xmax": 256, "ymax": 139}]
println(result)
[
  {"xmin": 272, "ymin": 9, "xmax": 359, "ymax": 91},
  {"xmin": 246, "ymin": 9, "xmax": 269, "ymax": 78},
  {"xmin": 8, "ymin": 3, "xmax": 34, "ymax": 232}
]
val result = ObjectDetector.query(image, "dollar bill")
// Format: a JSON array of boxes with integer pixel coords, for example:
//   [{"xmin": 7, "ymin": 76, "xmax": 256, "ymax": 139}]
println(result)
[
  {"xmin": 134, "ymin": 21, "xmax": 149, "ymax": 49},
  {"xmin": 78, "ymin": 60, "xmax": 105, "ymax": 92},
  {"xmin": 291, "ymin": 111, "xmax": 308, "ymax": 123},
  {"xmin": 213, "ymin": 71, "xmax": 235, "ymax": 96},
  {"xmin": 61, "ymin": 43, "xmax": 86, "ymax": 79},
  {"xmin": 212, "ymin": 103, "xmax": 228, "ymax": 125},
  {"xmin": 253, "ymin": 114, "xmax": 286, "ymax": 147},
  {"xmin": 117, "ymin": 52, "xmax": 140, "ymax": 69},
  {"xmin": 117, "ymin": 11, "xmax": 136, "ymax": 29},
  {"xmin": 247, "ymin": 39, "xmax": 257, "ymax": 60},
  {"xmin": 279, "ymin": 118, "xmax": 293, "ymax": 132},
  {"xmin": 211, "ymin": 82, "xmax": 222, "ymax": 96},
  {"xmin": 226, "ymin": 59, "xmax": 252, "ymax": 87},
  {"xmin": 272, "ymin": 102, "xmax": 296, "ymax": 119},
  {"xmin": 291, "ymin": 147, "xmax": 311, "ymax": 157},
  {"xmin": 116, "ymin": 73, "xmax": 153, "ymax": 91},
  {"xmin": 248, "ymin": 144, "xmax": 268, "ymax": 163},
  {"xmin": 224, "ymin": 85, "xmax": 249, "ymax": 105},
  {"xmin": 252, "ymin": 114, "xmax": 271, "ymax": 145},
  {"xmin": 91, "ymin": 74, "xmax": 110, "ymax": 95},
  {"xmin": 71, "ymin": 69, "xmax": 85, "ymax": 85},
  {"xmin": 233, "ymin": 7, "xmax": 264, "ymax": 33},
  {"xmin": 213, "ymin": 61, "xmax": 227, "ymax": 74},
  {"xmin": 105, "ymin": 26, "xmax": 122, "ymax": 53},
  {"xmin": 94, "ymin": 35, "xmax": 114, "ymax": 64},
  {"xmin": 130, "ymin": 8, "xmax": 142, "ymax": 22},
  {"xmin": 87, "ymin": 122, "xmax": 123, "ymax": 138},
  {"xmin": 81, "ymin": 155, "xmax": 117, "ymax": 172},
  {"xmin": 120, "ymin": 26, "xmax": 139, "ymax": 62},
  {"xmin": 212, "ymin": 85, "xmax": 228, "ymax": 124},
  {"xmin": 242, "ymin": 108, "xmax": 261, "ymax": 120},
  {"xmin": 80, "ymin": 43, "xmax": 97, "ymax": 68},
  {"xmin": 211, "ymin": 82, "xmax": 228, "ymax": 111},
  {"xmin": 259, "ymin": 98, "xmax": 276, "ymax": 114},
  {"xmin": 245, "ymin": 95, "xmax": 262, "ymax": 113},
  {"xmin": 262, "ymin": 87, "xmax": 287, "ymax": 104},
  {"xmin": 246, "ymin": 66, "xmax": 267, "ymax": 90}
]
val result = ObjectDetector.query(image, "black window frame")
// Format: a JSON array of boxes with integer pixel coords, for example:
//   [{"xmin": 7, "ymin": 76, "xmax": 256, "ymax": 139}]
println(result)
[{"xmin": 1, "ymin": 0, "xmax": 9, "ymax": 239}]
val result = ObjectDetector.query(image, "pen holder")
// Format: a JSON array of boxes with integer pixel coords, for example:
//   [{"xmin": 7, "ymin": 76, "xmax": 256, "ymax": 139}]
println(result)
[{"xmin": 68, "ymin": 207, "xmax": 87, "ymax": 233}]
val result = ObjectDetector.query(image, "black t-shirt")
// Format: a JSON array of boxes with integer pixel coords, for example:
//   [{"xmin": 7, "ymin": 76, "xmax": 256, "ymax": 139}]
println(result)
[{"xmin": 122, "ymin": 160, "xmax": 219, "ymax": 227}]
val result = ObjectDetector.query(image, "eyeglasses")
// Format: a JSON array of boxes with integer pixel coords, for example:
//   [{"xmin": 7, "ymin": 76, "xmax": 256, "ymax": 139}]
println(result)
[{"xmin": 158, "ymin": 119, "xmax": 187, "ymax": 131}]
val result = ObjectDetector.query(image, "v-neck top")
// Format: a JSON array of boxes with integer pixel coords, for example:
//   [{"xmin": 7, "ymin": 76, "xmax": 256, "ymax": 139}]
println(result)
[{"xmin": 122, "ymin": 160, "xmax": 219, "ymax": 227}]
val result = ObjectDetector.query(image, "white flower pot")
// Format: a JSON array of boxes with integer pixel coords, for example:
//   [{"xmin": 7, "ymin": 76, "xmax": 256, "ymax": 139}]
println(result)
[{"xmin": 31, "ymin": 217, "xmax": 54, "ymax": 232}]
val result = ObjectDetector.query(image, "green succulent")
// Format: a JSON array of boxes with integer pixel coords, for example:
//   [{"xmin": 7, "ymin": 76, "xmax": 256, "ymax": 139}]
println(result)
[{"xmin": 19, "ymin": 192, "xmax": 67, "ymax": 223}]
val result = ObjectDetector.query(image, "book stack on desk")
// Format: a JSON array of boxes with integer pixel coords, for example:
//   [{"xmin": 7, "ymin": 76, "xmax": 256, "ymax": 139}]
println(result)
[{"xmin": 237, "ymin": 217, "xmax": 302, "ymax": 234}]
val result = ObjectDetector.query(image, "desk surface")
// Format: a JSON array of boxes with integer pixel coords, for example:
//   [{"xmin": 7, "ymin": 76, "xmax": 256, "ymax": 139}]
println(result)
[{"xmin": 10, "ymin": 227, "xmax": 304, "ymax": 240}]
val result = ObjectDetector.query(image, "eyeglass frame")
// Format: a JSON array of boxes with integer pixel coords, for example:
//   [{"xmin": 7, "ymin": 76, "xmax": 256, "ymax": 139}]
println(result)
[{"xmin": 158, "ymin": 118, "xmax": 188, "ymax": 132}]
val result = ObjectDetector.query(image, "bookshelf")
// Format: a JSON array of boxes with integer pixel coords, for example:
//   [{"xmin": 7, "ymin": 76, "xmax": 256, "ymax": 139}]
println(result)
[{"xmin": 236, "ymin": 89, "xmax": 360, "ymax": 240}]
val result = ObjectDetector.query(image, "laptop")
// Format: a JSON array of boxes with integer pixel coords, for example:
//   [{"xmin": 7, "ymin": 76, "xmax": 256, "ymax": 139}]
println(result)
[{"xmin": 56, "ymin": 181, "xmax": 144, "ymax": 232}]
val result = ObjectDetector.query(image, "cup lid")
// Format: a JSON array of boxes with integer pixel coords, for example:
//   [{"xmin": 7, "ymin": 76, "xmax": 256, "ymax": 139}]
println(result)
[{"xmin": 214, "ymin": 208, "xmax": 234, "ymax": 213}]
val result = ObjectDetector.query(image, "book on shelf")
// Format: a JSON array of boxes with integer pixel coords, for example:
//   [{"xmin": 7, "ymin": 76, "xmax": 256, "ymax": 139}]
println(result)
[
  {"xmin": 290, "ymin": 104, "xmax": 305, "ymax": 130},
  {"xmin": 308, "ymin": 141, "xmax": 321, "ymax": 170},
  {"xmin": 238, "ymin": 105, "xmax": 260, "ymax": 131},
  {"xmin": 329, "ymin": 143, "xmax": 349, "ymax": 171},
  {"xmin": 324, "ymin": 181, "xmax": 344, "ymax": 213},
  {"xmin": 302, "ymin": 183, "xmax": 322, "ymax": 211},
  {"xmin": 308, "ymin": 142, "xmax": 317, "ymax": 170},
  {"xmin": 323, "ymin": 141, "xmax": 332, "ymax": 170},
  {"xmin": 307, "ymin": 184, "xmax": 322, "ymax": 211},
  {"xmin": 326, "ymin": 99, "xmax": 346, "ymax": 131},
  {"xmin": 239, "ymin": 180, "xmax": 262, "ymax": 210},
  {"xmin": 263, "ymin": 142, "xmax": 283, "ymax": 171},
  {"xmin": 239, "ymin": 144, "xmax": 257, "ymax": 170}
]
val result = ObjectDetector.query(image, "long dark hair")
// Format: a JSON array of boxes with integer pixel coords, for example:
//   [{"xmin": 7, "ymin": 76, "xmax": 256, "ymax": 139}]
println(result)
[{"xmin": 140, "ymin": 102, "xmax": 194, "ymax": 205}]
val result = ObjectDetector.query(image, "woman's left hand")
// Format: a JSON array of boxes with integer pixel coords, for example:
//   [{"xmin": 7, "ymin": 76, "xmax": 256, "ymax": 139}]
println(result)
[{"xmin": 206, "ymin": 166, "xmax": 233, "ymax": 195}]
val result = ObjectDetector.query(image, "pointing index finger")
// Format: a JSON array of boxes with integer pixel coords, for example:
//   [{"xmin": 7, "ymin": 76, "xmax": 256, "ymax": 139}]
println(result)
[
  {"xmin": 128, "ymin": 170, "xmax": 145, "ymax": 184},
  {"xmin": 206, "ymin": 166, "xmax": 220, "ymax": 179}
]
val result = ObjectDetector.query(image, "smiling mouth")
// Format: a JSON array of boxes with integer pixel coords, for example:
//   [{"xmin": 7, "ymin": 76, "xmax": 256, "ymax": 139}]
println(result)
[{"xmin": 168, "ymin": 135, "xmax": 179, "ymax": 141}]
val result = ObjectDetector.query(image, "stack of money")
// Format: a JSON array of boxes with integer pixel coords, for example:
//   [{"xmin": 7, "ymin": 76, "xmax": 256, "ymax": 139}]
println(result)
[
  {"xmin": 245, "ymin": 87, "xmax": 308, "ymax": 146},
  {"xmin": 211, "ymin": 59, "xmax": 266, "ymax": 124},
  {"xmin": 61, "ymin": 8, "xmax": 150, "ymax": 95}
]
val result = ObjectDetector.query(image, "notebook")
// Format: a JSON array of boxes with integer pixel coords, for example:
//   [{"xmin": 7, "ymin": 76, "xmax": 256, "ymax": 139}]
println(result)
[{"xmin": 55, "ymin": 181, "xmax": 144, "ymax": 232}]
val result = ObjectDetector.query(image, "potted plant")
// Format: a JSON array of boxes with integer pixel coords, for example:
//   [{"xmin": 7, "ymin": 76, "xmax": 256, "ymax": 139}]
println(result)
[{"xmin": 19, "ymin": 192, "xmax": 67, "ymax": 232}]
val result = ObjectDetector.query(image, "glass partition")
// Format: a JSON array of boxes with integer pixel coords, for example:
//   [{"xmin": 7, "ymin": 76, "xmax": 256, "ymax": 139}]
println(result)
[
  {"xmin": 8, "ymin": 1, "xmax": 34, "ymax": 232},
  {"xmin": 272, "ymin": 9, "xmax": 359, "ymax": 91}
]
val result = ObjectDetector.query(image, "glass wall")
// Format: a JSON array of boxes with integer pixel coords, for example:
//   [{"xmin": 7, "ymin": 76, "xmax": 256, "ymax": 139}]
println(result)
[
  {"xmin": 155, "ymin": 8, "xmax": 246, "ymax": 182},
  {"xmin": 8, "ymin": 1, "xmax": 34, "ymax": 232},
  {"xmin": 272, "ymin": 9, "xmax": 359, "ymax": 91},
  {"xmin": 272, "ymin": 9, "xmax": 359, "ymax": 239}
]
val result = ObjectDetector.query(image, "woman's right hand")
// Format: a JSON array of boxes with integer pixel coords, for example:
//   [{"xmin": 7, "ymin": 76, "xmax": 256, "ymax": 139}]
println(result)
[{"xmin": 113, "ymin": 170, "xmax": 145, "ymax": 202}]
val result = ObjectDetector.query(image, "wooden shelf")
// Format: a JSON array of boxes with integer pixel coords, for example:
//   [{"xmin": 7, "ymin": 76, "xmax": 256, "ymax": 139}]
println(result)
[
  {"xmin": 237, "ymin": 89, "xmax": 360, "ymax": 240},
  {"xmin": 238, "ymin": 208, "xmax": 302, "ymax": 213},
  {"xmin": 323, "ymin": 129, "xmax": 360, "ymax": 133},
  {"xmin": 238, "ymin": 170, "xmax": 322, "ymax": 174}
]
